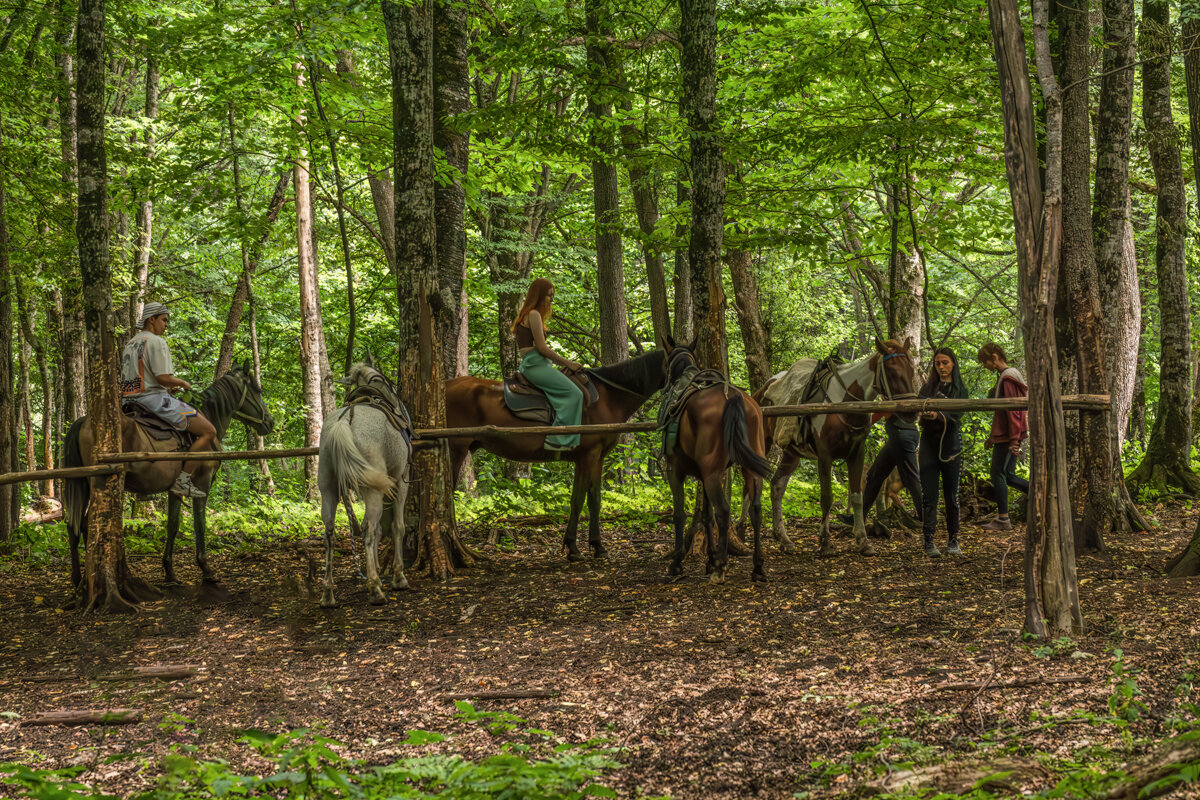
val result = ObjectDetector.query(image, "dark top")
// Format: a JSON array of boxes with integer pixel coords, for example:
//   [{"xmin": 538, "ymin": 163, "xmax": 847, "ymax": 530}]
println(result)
[
  {"xmin": 919, "ymin": 379, "xmax": 968, "ymax": 459},
  {"xmin": 515, "ymin": 323, "xmax": 534, "ymax": 350}
]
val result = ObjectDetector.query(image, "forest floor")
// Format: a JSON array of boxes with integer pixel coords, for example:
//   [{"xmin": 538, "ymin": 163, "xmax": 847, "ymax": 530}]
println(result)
[{"xmin": 2, "ymin": 500, "xmax": 1200, "ymax": 799}]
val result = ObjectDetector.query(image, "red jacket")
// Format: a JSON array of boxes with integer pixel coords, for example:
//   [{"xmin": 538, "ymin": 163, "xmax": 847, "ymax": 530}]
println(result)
[{"xmin": 987, "ymin": 368, "xmax": 1028, "ymax": 446}]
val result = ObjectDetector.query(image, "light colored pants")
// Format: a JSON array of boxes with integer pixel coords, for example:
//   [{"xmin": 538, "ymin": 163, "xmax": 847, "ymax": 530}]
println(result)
[{"xmin": 520, "ymin": 351, "xmax": 583, "ymax": 449}]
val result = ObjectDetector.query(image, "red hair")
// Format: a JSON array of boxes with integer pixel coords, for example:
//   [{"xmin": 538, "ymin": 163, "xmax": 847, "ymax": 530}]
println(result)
[{"xmin": 512, "ymin": 278, "xmax": 555, "ymax": 332}]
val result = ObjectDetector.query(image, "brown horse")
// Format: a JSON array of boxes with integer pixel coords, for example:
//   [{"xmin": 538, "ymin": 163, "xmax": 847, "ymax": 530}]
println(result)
[
  {"xmin": 445, "ymin": 349, "xmax": 668, "ymax": 560},
  {"xmin": 63, "ymin": 362, "xmax": 275, "ymax": 588},
  {"xmin": 660, "ymin": 341, "xmax": 771, "ymax": 583},
  {"xmin": 745, "ymin": 339, "xmax": 916, "ymax": 557}
]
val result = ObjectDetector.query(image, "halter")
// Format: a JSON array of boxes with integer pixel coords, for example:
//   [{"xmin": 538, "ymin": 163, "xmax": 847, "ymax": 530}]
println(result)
[
  {"xmin": 873, "ymin": 351, "xmax": 917, "ymax": 401},
  {"xmin": 229, "ymin": 375, "xmax": 269, "ymax": 428}
]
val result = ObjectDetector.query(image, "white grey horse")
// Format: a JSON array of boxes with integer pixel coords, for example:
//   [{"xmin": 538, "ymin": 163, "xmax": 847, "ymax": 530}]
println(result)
[{"xmin": 318, "ymin": 359, "xmax": 411, "ymax": 607}]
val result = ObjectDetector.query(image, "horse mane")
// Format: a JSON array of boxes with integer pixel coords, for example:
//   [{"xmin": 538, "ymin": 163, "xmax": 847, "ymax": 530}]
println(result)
[{"xmin": 587, "ymin": 349, "xmax": 668, "ymax": 397}]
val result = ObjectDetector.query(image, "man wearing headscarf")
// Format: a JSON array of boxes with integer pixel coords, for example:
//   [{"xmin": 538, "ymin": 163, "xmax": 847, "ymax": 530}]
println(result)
[{"xmin": 119, "ymin": 302, "xmax": 215, "ymax": 498}]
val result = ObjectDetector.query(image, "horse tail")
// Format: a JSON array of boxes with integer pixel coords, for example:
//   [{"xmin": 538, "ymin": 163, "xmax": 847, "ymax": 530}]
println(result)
[
  {"xmin": 723, "ymin": 392, "xmax": 772, "ymax": 480},
  {"xmin": 320, "ymin": 416, "xmax": 394, "ymax": 499},
  {"xmin": 63, "ymin": 417, "xmax": 89, "ymax": 536}
]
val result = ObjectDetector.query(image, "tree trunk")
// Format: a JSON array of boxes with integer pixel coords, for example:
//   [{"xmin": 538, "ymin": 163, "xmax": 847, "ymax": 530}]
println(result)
[
  {"xmin": 17, "ymin": 290, "xmax": 34, "ymax": 473},
  {"xmin": 1129, "ymin": 0, "xmax": 1200, "ymax": 496},
  {"xmin": 673, "ymin": 172, "xmax": 693, "ymax": 343},
  {"xmin": 1059, "ymin": 0, "xmax": 1116, "ymax": 549},
  {"xmin": 368, "ymin": 169, "xmax": 397, "ymax": 272},
  {"xmin": 727, "ymin": 246, "xmax": 770, "ymax": 388},
  {"xmin": 77, "ymin": 0, "xmax": 157, "ymax": 610},
  {"xmin": 128, "ymin": 55, "xmax": 156, "ymax": 331},
  {"xmin": 384, "ymin": 0, "xmax": 478, "ymax": 579},
  {"xmin": 247, "ymin": 286, "xmax": 274, "ymax": 495},
  {"xmin": 887, "ymin": 179, "xmax": 924, "ymax": 355},
  {"xmin": 19, "ymin": 269, "xmax": 53, "ymax": 497},
  {"xmin": 433, "ymin": 0, "xmax": 469, "ymax": 379},
  {"xmin": 681, "ymin": 0, "xmax": 725, "ymax": 371},
  {"xmin": 0, "ymin": 119, "xmax": 13, "ymax": 540},
  {"xmin": 1093, "ymin": 0, "xmax": 1145, "ymax": 534},
  {"xmin": 620, "ymin": 97, "xmax": 669, "ymax": 347},
  {"xmin": 55, "ymin": 3, "xmax": 85, "ymax": 425},
  {"xmin": 587, "ymin": 0, "xmax": 628, "ymax": 366},
  {"xmin": 295, "ymin": 62, "xmax": 327, "ymax": 499},
  {"xmin": 988, "ymin": 0, "xmax": 1082, "ymax": 637}
]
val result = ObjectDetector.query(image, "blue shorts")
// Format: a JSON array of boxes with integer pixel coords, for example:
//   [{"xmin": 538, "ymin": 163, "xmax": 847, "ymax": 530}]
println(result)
[{"xmin": 128, "ymin": 393, "xmax": 199, "ymax": 431}]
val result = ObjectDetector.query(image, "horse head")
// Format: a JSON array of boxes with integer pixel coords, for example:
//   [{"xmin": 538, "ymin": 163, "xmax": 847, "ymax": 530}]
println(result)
[
  {"xmin": 228, "ymin": 360, "xmax": 275, "ymax": 435},
  {"xmin": 659, "ymin": 334, "xmax": 700, "ymax": 383},
  {"xmin": 872, "ymin": 337, "xmax": 917, "ymax": 400}
]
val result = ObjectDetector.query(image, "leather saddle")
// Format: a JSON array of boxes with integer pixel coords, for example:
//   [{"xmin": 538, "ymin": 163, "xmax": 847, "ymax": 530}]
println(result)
[
  {"xmin": 121, "ymin": 400, "xmax": 193, "ymax": 446},
  {"xmin": 502, "ymin": 369, "xmax": 599, "ymax": 424}
]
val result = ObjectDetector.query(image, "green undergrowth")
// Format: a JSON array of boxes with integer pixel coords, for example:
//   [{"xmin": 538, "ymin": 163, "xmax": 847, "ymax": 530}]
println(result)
[
  {"xmin": 0, "ymin": 703, "xmax": 657, "ymax": 800},
  {"xmin": 796, "ymin": 651, "xmax": 1200, "ymax": 799}
]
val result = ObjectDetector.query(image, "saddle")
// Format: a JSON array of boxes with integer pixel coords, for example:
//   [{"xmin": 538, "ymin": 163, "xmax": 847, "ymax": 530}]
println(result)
[
  {"xmin": 656, "ymin": 365, "xmax": 731, "ymax": 458},
  {"xmin": 763, "ymin": 351, "xmax": 846, "ymax": 454},
  {"xmin": 121, "ymin": 400, "xmax": 192, "ymax": 447},
  {"xmin": 502, "ymin": 369, "xmax": 599, "ymax": 424},
  {"xmin": 344, "ymin": 383, "xmax": 414, "ymax": 445}
]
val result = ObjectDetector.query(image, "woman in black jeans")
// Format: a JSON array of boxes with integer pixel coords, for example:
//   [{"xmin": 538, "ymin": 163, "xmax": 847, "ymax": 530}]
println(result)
[{"xmin": 918, "ymin": 348, "xmax": 968, "ymax": 557}]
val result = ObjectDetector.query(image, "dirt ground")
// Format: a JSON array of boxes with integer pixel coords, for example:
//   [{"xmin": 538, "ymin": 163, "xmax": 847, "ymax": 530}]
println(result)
[{"xmin": 2, "ymin": 503, "xmax": 1200, "ymax": 799}]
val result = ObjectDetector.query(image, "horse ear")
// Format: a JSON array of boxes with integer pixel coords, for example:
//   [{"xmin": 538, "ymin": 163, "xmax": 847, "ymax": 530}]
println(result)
[
  {"xmin": 242, "ymin": 359, "xmax": 251, "ymax": 373},
  {"xmin": 902, "ymin": 336, "xmax": 914, "ymax": 355},
  {"xmin": 364, "ymin": 348, "xmax": 375, "ymax": 368},
  {"xmin": 661, "ymin": 334, "xmax": 676, "ymax": 353},
  {"xmin": 875, "ymin": 338, "xmax": 886, "ymax": 354}
]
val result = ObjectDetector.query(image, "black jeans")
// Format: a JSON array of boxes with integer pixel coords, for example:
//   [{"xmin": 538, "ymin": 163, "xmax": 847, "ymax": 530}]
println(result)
[
  {"xmin": 919, "ymin": 444, "xmax": 961, "ymax": 538},
  {"xmin": 863, "ymin": 426, "xmax": 922, "ymax": 518},
  {"xmin": 990, "ymin": 442, "xmax": 1029, "ymax": 515}
]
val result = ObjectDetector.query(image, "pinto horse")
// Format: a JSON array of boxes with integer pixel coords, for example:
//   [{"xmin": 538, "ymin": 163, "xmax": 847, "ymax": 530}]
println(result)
[
  {"xmin": 63, "ymin": 362, "xmax": 275, "ymax": 588},
  {"xmin": 445, "ymin": 349, "xmax": 668, "ymax": 560},
  {"xmin": 745, "ymin": 339, "xmax": 916, "ymax": 557},
  {"xmin": 660, "ymin": 341, "xmax": 772, "ymax": 583}
]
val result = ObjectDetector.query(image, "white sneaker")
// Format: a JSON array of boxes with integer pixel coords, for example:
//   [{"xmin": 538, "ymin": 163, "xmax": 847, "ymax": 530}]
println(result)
[{"xmin": 170, "ymin": 472, "xmax": 207, "ymax": 499}]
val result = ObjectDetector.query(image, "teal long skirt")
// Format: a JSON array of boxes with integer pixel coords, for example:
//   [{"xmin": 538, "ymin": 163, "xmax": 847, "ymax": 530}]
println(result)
[{"xmin": 519, "ymin": 350, "xmax": 583, "ymax": 449}]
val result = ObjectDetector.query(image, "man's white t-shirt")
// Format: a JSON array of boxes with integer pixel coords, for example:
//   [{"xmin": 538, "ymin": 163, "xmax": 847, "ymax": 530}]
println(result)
[{"xmin": 120, "ymin": 331, "xmax": 174, "ymax": 397}]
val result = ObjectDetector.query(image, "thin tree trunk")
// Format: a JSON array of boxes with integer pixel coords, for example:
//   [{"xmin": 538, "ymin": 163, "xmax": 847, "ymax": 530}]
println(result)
[
  {"xmin": 587, "ymin": 0, "xmax": 628, "ymax": 365},
  {"xmin": 77, "ymin": 0, "xmax": 157, "ymax": 610},
  {"xmin": 433, "ymin": 0, "xmax": 469, "ymax": 379},
  {"xmin": 295, "ymin": 62, "xmax": 325, "ymax": 499},
  {"xmin": 620, "ymin": 97, "xmax": 669, "ymax": 346},
  {"xmin": 887, "ymin": 178, "xmax": 924, "ymax": 355},
  {"xmin": 17, "ymin": 289, "xmax": 34, "ymax": 473},
  {"xmin": 368, "ymin": 169, "xmax": 396, "ymax": 272},
  {"xmin": 247, "ymin": 285, "xmax": 274, "ymax": 496},
  {"xmin": 681, "ymin": 0, "xmax": 725, "ymax": 370},
  {"xmin": 727, "ymin": 246, "xmax": 770, "ymax": 388},
  {"xmin": 19, "ymin": 268, "xmax": 53, "ymax": 497},
  {"xmin": 989, "ymin": 0, "xmax": 1082, "ymax": 637},
  {"xmin": 128, "ymin": 55, "xmax": 156, "ymax": 330},
  {"xmin": 55, "ymin": 1, "xmax": 85, "ymax": 424},
  {"xmin": 1129, "ymin": 0, "xmax": 1200, "ymax": 496},
  {"xmin": 384, "ymin": 0, "xmax": 478, "ymax": 579},
  {"xmin": 673, "ymin": 172, "xmax": 693, "ymax": 343},
  {"xmin": 0, "ymin": 116, "xmax": 13, "ymax": 539}
]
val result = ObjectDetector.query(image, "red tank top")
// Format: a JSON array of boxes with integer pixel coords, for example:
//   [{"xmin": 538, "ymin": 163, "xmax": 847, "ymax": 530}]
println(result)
[{"xmin": 515, "ymin": 324, "xmax": 534, "ymax": 349}]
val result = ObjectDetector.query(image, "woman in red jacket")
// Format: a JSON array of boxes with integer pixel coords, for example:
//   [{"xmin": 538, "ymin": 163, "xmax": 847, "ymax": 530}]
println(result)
[{"xmin": 977, "ymin": 343, "xmax": 1028, "ymax": 530}]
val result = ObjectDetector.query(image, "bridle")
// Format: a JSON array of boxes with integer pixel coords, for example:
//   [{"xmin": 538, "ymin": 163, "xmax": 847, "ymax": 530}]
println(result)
[
  {"xmin": 229, "ymin": 373, "xmax": 270, "ymax": 429},
  {"xmin": 872, "ymin": 351, "xmax": 917, "ymax": 401}
]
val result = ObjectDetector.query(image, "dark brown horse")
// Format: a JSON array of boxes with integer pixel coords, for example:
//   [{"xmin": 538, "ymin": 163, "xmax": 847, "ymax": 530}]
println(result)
[
  {"xmin": 445, "ymin": 349, "xmax": 668, "ymax": 560},
  {"xmin": 660, "ymin": 341, "xmax": 771, "ymax": 583},
  {"xmin": 745, "ymin": 339, "xmax": 916, "ymax": 557},
  {"xmin": 63, "ymin": 363, "xmax": 275, "ymax": 588}
]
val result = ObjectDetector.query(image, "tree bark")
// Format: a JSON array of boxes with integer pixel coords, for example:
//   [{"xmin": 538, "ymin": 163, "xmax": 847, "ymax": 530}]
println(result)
[
  {"xmin": 127, "ymin": 55, "xmax": 156, "ymax": 332},
  {"xmin": 681, "ymin": 0, "xmax": 725, "ymax": 371},
  {"xmin": 620, "ymin": 96, "xmax": 670, "ymax": 347},
  {"xmin": 247, "ymin": 285, "xmax": 274, "ymax": 495},
  {"xmin": 727, "ymin": 246, "xmax": 770, "ymax": 388},
  {"xmin": 989, "ymin": 0, "xmax": 1082, "ymax": 637},
  {"xmin": 887, "ymin": 179, "xmax": 924, "ymax": 355},
  {"xmin": 77, "ymin": 0, "xmax": 157, "ymax": 610},
  {"xmin": 18, "ymin": 269, "xmax": 53, "ymax": 497},
  {"xmin": 55, "ymin": 1, "xmax": 85, "ymax": 425},
  {"xmin": 0, "ymin": 118, "xmax": 13, "ymax": 540},
  {"xmin": 1058, "ymin": 0, "xmax": 1116, "ymax": 549},
  {"xmin": 384, "ymin": 0, "xmax": 478, "ymax": 579},
  {"xmin": 433, "ymin": 1, "xmax": 469, "ymax": 379},
  {"xmin": 672, "ymin": 172, "xmax": 693, "ymax": 343},
  {"xmin": 1129, "ymin": 0, "xmax": 1200, "ymax": 496}
]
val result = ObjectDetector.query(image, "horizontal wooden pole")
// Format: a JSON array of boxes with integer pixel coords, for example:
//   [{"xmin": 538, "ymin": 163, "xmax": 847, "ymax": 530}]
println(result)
[
  {"xmin": 0, "ymin": 464, "xmax": 125, "ymax": 487},
  {"xmin": 0, "ymin": 394, "xmax": 1112, "ymax": 485}
]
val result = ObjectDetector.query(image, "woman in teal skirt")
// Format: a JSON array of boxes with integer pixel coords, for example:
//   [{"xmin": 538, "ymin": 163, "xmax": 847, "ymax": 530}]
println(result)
[{"xmin": 513, "ymin": 278, "xmax": 585, "ymax": 451}]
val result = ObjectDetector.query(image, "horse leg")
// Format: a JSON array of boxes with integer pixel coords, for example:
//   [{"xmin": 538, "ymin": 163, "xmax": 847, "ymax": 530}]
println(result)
[
  {"xmin": 707, "ymin": 471, "xmax": 731, "ymax": 584},
  {"xmin": 586, "ymin": 456, "xmax": 606, "ymax": 558},
  {"xmin": 817, "ymin": 453, "xmax": 836, "ymax": 557},
  {"xmin": 848, "ymin": 443, "xmax": 875, "ymax": 556},
  {"xmin": 771, "ymin": 450, "xmax": 798, "ymax": 554},
  {"xmin": 362, "ymin": 491, "xmax": 387, "ymax": 605},
  {"xmin": 390, "ymin": 476, "xmax": 410, "ymax": 591},
  {"xmin": 164, "ymin": 493, "xmax": 182, "ymax": 584},
  {"xmin": 666, "ymin": 466, "xmax": 688, "ymax": 578},
  {"xmin": 749, "ymin": 473, "xmax": 766, "ymax": 582},
  {"xmin": 193, "ymin": 496, "xmax": 217, "ymax": 582},
  {"xmin": 319, "ymin": 490, "xmax": 339, "ymax": 608},
  {"xmin": 562, "ymin": 463, "xmax": 588, "ymax": 562}
]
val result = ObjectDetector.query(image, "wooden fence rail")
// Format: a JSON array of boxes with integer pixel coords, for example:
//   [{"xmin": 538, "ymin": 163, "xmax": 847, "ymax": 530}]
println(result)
[{"xmin": 0, "ymin": 394, "xmax": 1110, "ymax": 486}]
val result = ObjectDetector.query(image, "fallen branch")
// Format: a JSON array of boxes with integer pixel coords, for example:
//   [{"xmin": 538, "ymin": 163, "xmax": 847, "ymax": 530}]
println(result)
[
  {"xmin": 444, "ymin": 689, "xmax": 560, "ymax": 701},
  {"xmin": 97, "ymin": 665, "xmax": 199, "ymax": 681},
  {"xmin": 21, "ymin": 709, "xmax": 143, "ymax": 726},
  {"xmin": 935, "ymin": 674, "xmax": 1088, "ymax": 691}
]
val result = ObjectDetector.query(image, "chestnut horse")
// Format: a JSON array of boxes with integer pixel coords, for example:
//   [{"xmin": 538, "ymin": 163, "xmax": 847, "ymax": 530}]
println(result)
[
  {"xmin": 445, "ymin": 349, "xmax": 668, "ymax": 560},
  {"xmin": 745, "ymin": 339, "xmax": 916, "ymax": 557},
  {"xmin": 660, "ymin": 341, "xmax": 772, "ymax": 583}
]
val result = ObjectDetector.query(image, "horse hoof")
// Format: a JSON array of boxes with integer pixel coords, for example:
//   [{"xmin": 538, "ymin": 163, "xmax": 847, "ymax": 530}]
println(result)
[
  {"xmin": 591, "ymin": 546, "xmax": 608, "ymax": 559},
  {"xmin": 319, "ymin": 595, "xmax": 338, "ymax": 609},
  {"xmin": 566, "ymin": 550, "xmax": 586, "ymax": 563},
  {"xmin": 369, "ymin": 593, "xmax": 387, "ymax": 606},
  {"xmin": 778, "ymin": 540, "xmax": 796, "ymax": 555},
  {"xmin": 819, "ymin": 546, "xmax": 837, "ymax": 558},
  {"xmin": 667, "ymin": 563, "xmax": 683, "ymax": 578},
  {"xmin": 859, "ymin": 543, "xmax": 878, "ymax": 556},
  {"xmin": 709, "ymin": 571, "xmax": 726, "ymax": 585},
  {"xmin": 751, "ymin": 570, "xmax": 767, "ymax": 583},
  {"xmin": 392, "ymin": 576, "xmax": 410, "ymax": 591}
]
